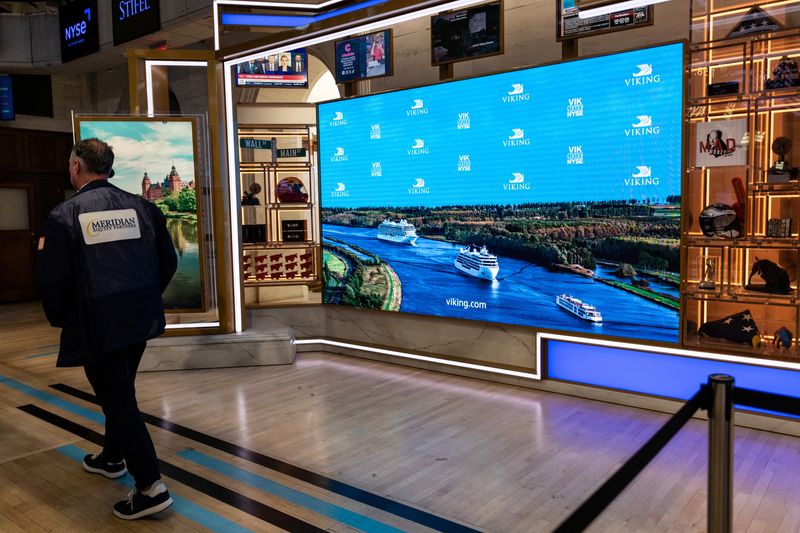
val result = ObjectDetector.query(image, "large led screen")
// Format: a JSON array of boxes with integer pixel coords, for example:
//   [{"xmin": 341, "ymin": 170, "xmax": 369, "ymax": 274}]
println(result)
[
  {"xmin": 319, "ymin": 43, "xmax": 683, "ymax": 344},
  {"xmin": 77, "ymin": 118, "xmax": 205, "ymax": 311}
]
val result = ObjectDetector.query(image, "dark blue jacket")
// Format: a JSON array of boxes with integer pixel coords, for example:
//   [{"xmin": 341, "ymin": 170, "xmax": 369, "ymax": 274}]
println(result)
[{"xmin": 36, "ymin": 180, "xmax": 177, "ymax": 367}]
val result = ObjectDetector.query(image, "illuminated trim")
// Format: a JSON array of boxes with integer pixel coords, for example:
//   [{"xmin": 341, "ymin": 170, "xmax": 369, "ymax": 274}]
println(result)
[
  {"xmin": 166, "ymin": 322, "xmax": 221, "ymax": 330},
  {"xmin": 537, "ymin": 332, "xmax": 800, "ymax": 371},
  {"xmin": 295, "ymin": 339, "xmax": 541, "ymax": 379},
  {"xmin": 577, "ymin": 0, "xmax": 671, "ymax": 18},
  {"xmin": 223, "ymin": 65, "xmax": 244, "ymax": 333},
  {"xmin": 224, "ymin": 0, "xmax": 491, "ymax": 64},
  {"xmin": 214, "ymin": 0, "xmax": 359, "ymax": 50},
  {"xmin": 220, "ymin": 0, "xmax": 391, "ymax": 27},
  {"xmin": 222, "ymin": 0, "xmax": 498, "ymax": 334},
  {"xmin": 144, "ymin": 60, "xmax": 208, "ymax": 115}
]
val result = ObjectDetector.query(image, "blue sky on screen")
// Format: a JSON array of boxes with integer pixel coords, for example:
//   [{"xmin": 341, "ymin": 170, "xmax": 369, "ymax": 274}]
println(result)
[{"xmin": 79, "ymin": 120, "xmax": 196, "ymax": 196}]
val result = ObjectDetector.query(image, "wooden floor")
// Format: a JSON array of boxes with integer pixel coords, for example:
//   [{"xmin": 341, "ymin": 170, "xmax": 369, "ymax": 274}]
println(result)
[{"xmin": 2, "ymin": 303, "xmax": 800, "ymax": 532}]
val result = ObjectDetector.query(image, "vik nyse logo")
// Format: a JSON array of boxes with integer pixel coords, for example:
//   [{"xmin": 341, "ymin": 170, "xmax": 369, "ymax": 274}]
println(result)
[
  {"xmin": 567, "ymin": 98, "xmax": 583, "ymax": 117},
  {"xmin": 626, "ymin": 166, "xmax": 660, "ymax": 186},
  {"xmin": 370, "ymin": 124, "xmax": 381, "ymax": 139},
  {"xmin": 503, "ymin": 173, "xmax": 531, "ymax": 191},
  {"xmin": 331, "ymin": 182, "xmax": 350, "ymax": 197},
  {"xmin": 625, "ymin": 64, "xmax": 661, "ymax": 86},
  {"xmin": 625, "ymin": 115, "xmax": 660, "ymax": 137},
  {"xmin": 457, "ymin": 154, "xmax": 471, "ymax": 172},
  {"xmin": 329, "ymin": 111, "xmax": 347, "ymax": 127},
  {"xmin": 407, "ymin": 99, "xmax": 429, "ymax": 116},
  {"xmin": 408, "ymin": 139, "xmax": 429, "ymax": 156},
  {"xmin": 503, "ymin": 128, "xmax": 531, "ymax": 148},
  {"xmin": 371, "ymin": 162, "xmax": 382, "ymax": 177},
  {"xmin": 502, "ymin": 84, "xmax": 530, "ymax": 103},
  {"xmin": 457, "ymin": 112, "xmax": 471, "ymax": 130},
  {"xmin": 409, "ymin": 178, "xmax": 430, "ymax": 195},
  {"xmin": 567, "ymin": 146, "xmax": 583, "ymax": 165},
  {"xmin": 330, "ymin": 147, "xmax": 348, "ymax": 162}
]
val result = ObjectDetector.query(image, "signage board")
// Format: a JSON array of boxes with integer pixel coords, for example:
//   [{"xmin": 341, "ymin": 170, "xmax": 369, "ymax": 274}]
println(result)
[{"xmin": 59, "ymin": 0, "xmax": 99, "ymax": 63}]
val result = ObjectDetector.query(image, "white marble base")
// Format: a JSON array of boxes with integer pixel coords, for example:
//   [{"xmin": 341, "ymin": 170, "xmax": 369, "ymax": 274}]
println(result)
[{"xmin": 140, "ymin": 329, "xmax": 295, "ymax": 372}]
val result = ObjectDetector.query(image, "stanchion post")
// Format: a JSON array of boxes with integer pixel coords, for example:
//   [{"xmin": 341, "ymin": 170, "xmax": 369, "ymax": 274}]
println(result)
[{"xmin": 708, "ymin": 374, "xmax": 734, "ymax": 533}]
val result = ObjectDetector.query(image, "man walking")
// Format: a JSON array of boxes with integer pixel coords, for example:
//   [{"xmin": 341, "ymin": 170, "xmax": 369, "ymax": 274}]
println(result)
[{"xmin": 37, "ymin": 138, "xmax": 178, "ymax": 519}]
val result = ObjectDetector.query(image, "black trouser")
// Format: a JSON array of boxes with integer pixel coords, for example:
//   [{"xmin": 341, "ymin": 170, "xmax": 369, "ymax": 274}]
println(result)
[{"xmin": 84, "ymin": 342, "xmax": 160, "ymax": 491}]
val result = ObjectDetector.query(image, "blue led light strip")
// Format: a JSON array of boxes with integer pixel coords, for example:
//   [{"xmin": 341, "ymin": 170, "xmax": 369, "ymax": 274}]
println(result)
[{"xmin": 221, "ymin": 0, "xmax": 391, "ymax": 27}]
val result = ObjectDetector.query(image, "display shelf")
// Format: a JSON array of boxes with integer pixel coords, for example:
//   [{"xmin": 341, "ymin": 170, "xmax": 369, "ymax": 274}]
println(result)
[
  {"xmin": 752, "ymin": 180, "xmax": 800, "ymax": 191},
  {"xmin": 685, "ymin": 236, "xmax": 800, "ymax": 247},
  {"xmin": 686, "ymin": 14, "xmax": 800, "ymax": 361},
  {"xmin": 237, "ymin": 124, "xmax": 321, "ymax": 307},
  {"xmin": 682, "ymin": 332, "xmax": 799, "ymax": 360}
]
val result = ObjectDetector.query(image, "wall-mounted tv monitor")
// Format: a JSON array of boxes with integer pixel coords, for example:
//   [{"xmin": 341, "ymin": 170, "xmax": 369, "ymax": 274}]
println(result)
[
  {"xmin": 318, "ymin": 43, "xmax": 684, "ymax": 344},
  {"xmin": 431, "ymin": 1, "xmax": 502, "ymax": 66},
  {"xmin": 335, "ymin": 30, "xmax": 392, "ymax": 83},
  {"xmin": 236, "ymin": 48, "xmax": 308, "ymax": 88}
]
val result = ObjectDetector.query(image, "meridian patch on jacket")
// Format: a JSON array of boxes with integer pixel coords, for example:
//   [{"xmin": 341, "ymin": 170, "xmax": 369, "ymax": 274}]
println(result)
[{"xmin": 78, "ymin": 209, "xmax": 141, "ymax": 245}]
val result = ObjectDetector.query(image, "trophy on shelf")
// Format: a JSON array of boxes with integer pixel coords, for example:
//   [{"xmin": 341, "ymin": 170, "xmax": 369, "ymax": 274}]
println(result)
[
  {"xmin": 699, "ymin": 256, "xmax": 718, "ymax": 290},
  {"xmin": 767, "ymin": 137, "xmax": 793, "ymax": 183},
  {"xmin": 764, "ymin": 56, "xmax": 800, "ymax": 90},
  {"xmin": 241, "ymin": 182, "xmax": 262, "ymax": 205}
]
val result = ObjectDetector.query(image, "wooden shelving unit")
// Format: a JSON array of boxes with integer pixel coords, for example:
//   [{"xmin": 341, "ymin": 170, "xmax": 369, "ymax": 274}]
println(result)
[
  {"xmin": 684, "ymin": 12, "xmax": 800, "ymax": 358},
  {"xmin": 237, "ymin": 125, "xmax": 322, "ymax": 306}
]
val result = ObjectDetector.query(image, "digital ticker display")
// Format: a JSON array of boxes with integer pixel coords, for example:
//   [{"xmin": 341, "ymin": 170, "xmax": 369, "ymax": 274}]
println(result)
[{"xmin": 318, "ymin": 43, "xmax": 684, "ymax": 344}]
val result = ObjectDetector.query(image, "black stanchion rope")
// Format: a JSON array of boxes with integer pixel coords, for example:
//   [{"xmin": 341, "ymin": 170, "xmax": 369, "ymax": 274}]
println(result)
[
  {"xmin": 735, "ymin": 387, "xmax": 800, "ymax": 418},
  {"xmin": 552, "ymin": 386, "xmax": 708, "ymax": 533}
]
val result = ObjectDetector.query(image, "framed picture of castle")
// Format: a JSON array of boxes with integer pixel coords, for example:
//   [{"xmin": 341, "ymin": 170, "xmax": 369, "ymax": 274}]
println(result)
[{"xmin": 73, "ymin": 116, "xmax": 206, "ymax": 312}]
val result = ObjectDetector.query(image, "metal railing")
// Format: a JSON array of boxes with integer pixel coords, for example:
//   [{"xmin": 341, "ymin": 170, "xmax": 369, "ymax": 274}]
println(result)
[{"xmin": 553, "ymin": 374, "xmax": 800, "ymax": 533}]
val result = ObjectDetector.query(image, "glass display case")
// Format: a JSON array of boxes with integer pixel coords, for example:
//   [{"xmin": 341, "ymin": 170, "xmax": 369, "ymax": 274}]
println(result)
[{"xmin": 237, "ymin": 125, "xmax": 321, "ymax": 306}]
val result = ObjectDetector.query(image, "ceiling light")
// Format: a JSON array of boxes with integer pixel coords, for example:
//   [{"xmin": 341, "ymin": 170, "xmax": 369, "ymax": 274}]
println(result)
[{"xmin": 578, "ymin": 0, "xmax": 670, "ymax": 19}]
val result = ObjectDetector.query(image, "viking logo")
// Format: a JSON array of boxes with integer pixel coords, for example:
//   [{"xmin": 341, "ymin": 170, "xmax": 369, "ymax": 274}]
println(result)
[
  {"xmin": 504, "ymin": 172, "xmax": 531, "ymax": 191},
  {"xmin": 407, "ymin": 99, "xmax": 428, "ymax": 116},
  {"xmin": 626, "ymin": 64, "xmax": 661, "ymax": 86},
  {"xmin": 503, "ymin": 129, "xmax": 530, "ymax": 147},
  {"xmin": 502, "ymin": 84, "xmax": 530, "ymax": 103}
]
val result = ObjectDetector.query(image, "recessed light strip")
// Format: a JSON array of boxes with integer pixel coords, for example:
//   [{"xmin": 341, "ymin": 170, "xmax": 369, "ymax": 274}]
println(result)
[
  {"xmin": 537, "ymin": 332, "xmax": 800, "ymax": 371},
  {"xmin": 577, "ymin": 0, "xmax": 671, "ymax": 19},
  {"xmin": 295, "ymin": 339, "xmax": 541, "ymax": 379},
  {"xmin": 144, "ymin": 60, "xmax": 208, "ymax": 115}
]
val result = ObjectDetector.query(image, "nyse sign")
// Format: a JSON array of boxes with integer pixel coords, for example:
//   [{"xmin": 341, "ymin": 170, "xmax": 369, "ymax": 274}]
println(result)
[
  {"xmin": 113, "ymin": 0, "xmax": 160, "ymax": 46},
  {"xmin": 59, "ymin": 0, "xmax": 99, "ymax": 63}
]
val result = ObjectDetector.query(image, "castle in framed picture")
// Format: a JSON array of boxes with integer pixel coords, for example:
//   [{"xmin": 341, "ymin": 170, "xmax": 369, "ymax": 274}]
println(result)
[{"xmin": 74, "ymin": 116, "xmax": 206, "ymax": 311}]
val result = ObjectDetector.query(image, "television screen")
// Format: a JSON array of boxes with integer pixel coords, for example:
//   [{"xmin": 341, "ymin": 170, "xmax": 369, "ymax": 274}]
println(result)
[
  {"xmin": 236, "ymin": 49, "xmax": 308, "ymax": 88},
  {"xmin": 11, "ymin": 75, "xmax": 53, "ymax": 118},
  {"xmin": 318, "ymin": 43, "xmax": 684, "ymax": 344},
  {"xmin": 76, "ymin": 117, "xmax": 205, "ymax": 311},
  {"xmin": 431, "ymin": 1, "xmax": 502, "ymax": 66},
  {"xmin": 0, "ymin": 76, "xmax": 13, "ymax": 121},
  {"xmin": 335, "ymin": 30, "xmax": 392, "ymax": 83}
]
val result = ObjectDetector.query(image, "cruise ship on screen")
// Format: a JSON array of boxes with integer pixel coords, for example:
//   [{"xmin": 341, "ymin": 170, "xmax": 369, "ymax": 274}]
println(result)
[
  {"xmin": 555, "ymin": 294, "xmax": 603, "ymax": 323},
  {"xmin": 454, "ymin": 245, "xmax": 500, "ymax": 281},
  {"xmin": 377, "ymin": 219, "xmax": 418, "ymax": 245}
]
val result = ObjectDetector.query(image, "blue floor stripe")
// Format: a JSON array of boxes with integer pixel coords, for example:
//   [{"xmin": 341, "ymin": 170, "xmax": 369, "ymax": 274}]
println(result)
[
  {"xmin": 36, "ymin": 343, "xmax": 60, "ymax": 349},
  {"xmin": 56, "ymin": 445, "xmax": 254, "ymax": 533},
  {"xmin": 178, "ymin": 449, "xmax": 405, "ymax": 533},
  {"xmin": 0, "ymin": 375, "xmax": 104, "ymax": 425},
  {"xmin": 25, "ymin": 351, "xmax": 59, "ymax": 359}
]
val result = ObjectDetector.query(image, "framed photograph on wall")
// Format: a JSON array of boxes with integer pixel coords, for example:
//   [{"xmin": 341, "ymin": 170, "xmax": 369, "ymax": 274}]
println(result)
[
  {"xmin": 694, "ymin": 119, "xmax": 748, "ymax": 168},
  {"xmin": 73, "ymin": 116, "xmax": 207, "ymax": 312}
]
